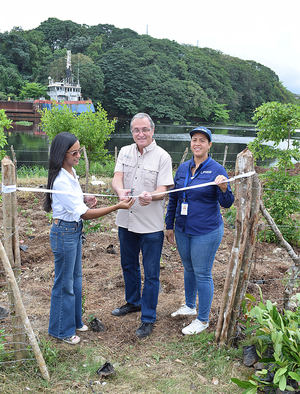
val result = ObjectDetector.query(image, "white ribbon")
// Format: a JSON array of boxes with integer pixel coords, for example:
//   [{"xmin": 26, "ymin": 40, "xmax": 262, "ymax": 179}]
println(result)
[
  {"xmin": 143, "ymin": 170, "xmax": 256, "ymax": 198},
  {"xmin": 1, "ymin": 171, "xmax": 256, "ymax": 198},
  {"xmin": 1, "ymin": 184, "xmax": 17, "ymax": 193}
]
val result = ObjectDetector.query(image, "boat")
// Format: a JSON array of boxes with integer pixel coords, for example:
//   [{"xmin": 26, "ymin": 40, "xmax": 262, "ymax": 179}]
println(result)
[{"xmin": 34, "ymin": 50, "xmax": 95, "ymax": 114}]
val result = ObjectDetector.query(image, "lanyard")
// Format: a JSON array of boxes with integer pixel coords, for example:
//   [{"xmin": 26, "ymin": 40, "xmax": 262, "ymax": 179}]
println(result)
[{"xmin": 182, "ymin": 157, "xmax": 211, "ymax": 201}]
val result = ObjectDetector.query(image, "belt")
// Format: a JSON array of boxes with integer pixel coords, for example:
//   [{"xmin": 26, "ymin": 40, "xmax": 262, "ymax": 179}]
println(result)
[{"xmin": 53, "ymin": 219, "xmax": 81, "ymax": 226}]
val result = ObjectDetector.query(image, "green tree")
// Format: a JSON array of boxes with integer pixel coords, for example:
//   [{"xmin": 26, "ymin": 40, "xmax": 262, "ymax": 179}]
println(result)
[
  {"xmin": 0, "ymin": 28, "xmax": 31, "ymax": 73},
  {"xmin": 211, "ymin": 102, "xmax": 230, "ymax": 123},
  {"xmin": 249, "ymin": 102, "xmax": 300, "ymax": 171},
  {"xmin": 40, "ymin": 103, "xmax": 115, "ymax": 161},
  {"xmin": 86, "ymin": 36, "xmax": 103, "ymax": 61},
  {"xmin": 65, "ymin": 35, "xmax": 92, "ymax": 54},
  {"xmin": 0, "ymin": 58, "xmax": 24, "ymax": 99},
  {"xmin": 0, "ymin": 110, "xmax": 11, "ymax": 159},
  {"xmin": 249, "ymin": 102, "xmax": 300, "ymax": 245},
  {"xmin": 19, "ymin": 82, "xmax": 48, "ymax": 100},
  {"xmin": 37, "ymin": 18, "xmax": 86, "ymax": 50}
]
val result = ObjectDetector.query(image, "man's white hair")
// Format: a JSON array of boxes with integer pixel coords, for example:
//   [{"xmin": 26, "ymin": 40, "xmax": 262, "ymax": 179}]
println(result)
[{"xmin": 130, "ymin": 113, "xmax": 155, "ymax": 130}]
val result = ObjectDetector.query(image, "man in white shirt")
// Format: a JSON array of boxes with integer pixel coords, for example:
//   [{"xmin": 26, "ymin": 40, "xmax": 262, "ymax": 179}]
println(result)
[{"xmin": 112, "ymin": 113, "xmax": 173, "ymax": 338}]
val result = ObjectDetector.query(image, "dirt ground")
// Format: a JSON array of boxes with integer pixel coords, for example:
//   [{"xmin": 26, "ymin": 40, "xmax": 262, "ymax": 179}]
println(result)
[{"xmin": 1, "ymin": 170, "xmax": 298, "ymax": 350}]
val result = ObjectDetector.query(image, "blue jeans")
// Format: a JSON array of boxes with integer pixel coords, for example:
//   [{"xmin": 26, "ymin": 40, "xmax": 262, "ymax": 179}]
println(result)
[
  {"xmin": 48, "ymin": 220, "xmax": 84, "ymax": 339},
  {"xmin": 175, "ymin": 223, "xmax": 224, "ymax": 322},
  {"xmin": 118, "ymin": 227, "xmax": 164, "ymax": 323}
]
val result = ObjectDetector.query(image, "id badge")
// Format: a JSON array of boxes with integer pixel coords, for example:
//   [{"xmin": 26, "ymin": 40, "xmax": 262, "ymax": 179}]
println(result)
[{"xmin": 181, "ymin": 202, "xmax": 188, "ymax": 215}]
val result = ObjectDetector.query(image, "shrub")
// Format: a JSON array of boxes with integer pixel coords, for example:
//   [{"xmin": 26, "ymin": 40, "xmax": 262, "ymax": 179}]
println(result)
[
  {"xmin": 0, "ymin": 109, "xmax": 12, "ymax": 159},
  {"xmin": 40, "ymin": 102, "xmax": 115, "ymax": 162},
  {"xmin": 232, "ymin": 293, "xmax": 300, "ymax": 393}
]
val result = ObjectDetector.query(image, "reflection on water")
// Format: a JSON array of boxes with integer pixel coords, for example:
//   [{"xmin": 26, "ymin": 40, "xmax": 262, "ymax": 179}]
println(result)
[
  {"xmin": 4, "ymin": 122, "xmax": 295, "ymax": 169},
  {"xmin": 5, "ymin": 127, "xmax": 49, "ymax": 168}
]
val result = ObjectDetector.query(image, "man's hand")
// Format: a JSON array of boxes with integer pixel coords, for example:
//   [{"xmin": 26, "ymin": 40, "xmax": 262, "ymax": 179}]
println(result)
[
  {"xmin": 138, "ymin": 191, "xmax": 153, "ymax": 206},
  {"xmin": 118, "ymin": 188, "xmax": 132, "ymax": 200}
]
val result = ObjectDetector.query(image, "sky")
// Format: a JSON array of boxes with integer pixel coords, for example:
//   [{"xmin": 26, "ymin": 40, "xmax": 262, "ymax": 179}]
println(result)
[{"xmin": 1, "ymin": 0, "xmax": 299, "ymax": 93}]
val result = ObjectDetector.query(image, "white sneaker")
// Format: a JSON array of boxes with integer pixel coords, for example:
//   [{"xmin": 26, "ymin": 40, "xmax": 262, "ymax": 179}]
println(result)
[
  {"xmin": 171, "ymin": 304, "xmax": 197, "ymax": 317},
  {"xmin": 77, "ymin": 324, "xmax": 88, "ymax": 332},
  {"xmin": 182, "ymin": 319, "xmax": 209, "ymax": 335}
]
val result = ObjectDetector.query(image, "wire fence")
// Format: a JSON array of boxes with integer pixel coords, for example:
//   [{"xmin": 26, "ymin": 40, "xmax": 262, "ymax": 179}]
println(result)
[{"xmin": 1, "ymin": 148, "xmax": 245, "ymax": 168}]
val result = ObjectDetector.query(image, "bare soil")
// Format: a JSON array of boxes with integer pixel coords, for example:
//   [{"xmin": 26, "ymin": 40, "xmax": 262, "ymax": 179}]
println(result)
[{"xmin": 2, "ymin": 176, "xmax": 297, "ymax": 349}]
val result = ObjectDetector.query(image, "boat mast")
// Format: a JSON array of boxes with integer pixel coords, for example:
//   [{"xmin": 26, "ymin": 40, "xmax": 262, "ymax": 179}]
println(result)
[{"xmin": 66, "ymin": 50, "xmax": 72, "ymax": 84}]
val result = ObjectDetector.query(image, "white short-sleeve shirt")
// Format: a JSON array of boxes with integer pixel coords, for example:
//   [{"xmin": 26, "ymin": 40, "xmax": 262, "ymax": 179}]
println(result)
[
  {"xmin": 114, "ymin": 140, "xmax": 173, "ymax": 233},
  {"xmin": 52, "ymin": 168, "xmax": 88, "ymax": 222}
]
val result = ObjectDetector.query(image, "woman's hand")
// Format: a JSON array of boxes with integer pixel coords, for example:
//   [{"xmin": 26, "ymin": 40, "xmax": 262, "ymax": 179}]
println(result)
[
  {"xmin": 214, "ymin": 175, "xmax": 228, "ymax": 192},
  {"xmin": 84, "ymin": 195, "xmax": 97, "ymax": 208},
  {"xmin": 165, "ymin": 229, "xmax": 175, "ymax": 244},
  {"xmin": 116, "ymin": 197, "xmax": 135, "ymax": 210}
]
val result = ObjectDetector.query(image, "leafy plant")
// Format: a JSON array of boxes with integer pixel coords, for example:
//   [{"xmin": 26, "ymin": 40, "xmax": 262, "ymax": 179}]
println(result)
[
  {"xmin": 0, "ymin": 328, "xmax": 7, "ymax": 361},
  {"xmin": 83, "ymin": 218, "xmax": 108, "ymax": 234},
  {"xmin": 232, "ymin": 293, "xmax": 300, "ymax": 393},
  {"xmin": 259, "ymin": 169, "xmax": 300, "ymax": 246},
  {"xmin": 45, "ymin": 212, "xmax": 53, "ymax": 224},
  {"xmin": 223, "ymin": 205, "xmax": 237, "ymax": 229},
  {"xmin": 39, "ymin": 337, "xmax": 59, "ymax": 366},
  {"xmin": 0, "ymin": 109, "xmax": 12, "ymax": 159},
  {"xmin": 249, "ymin": 102, "xmax": 300, "ymax": 246},
  {"xmin": 249, "ymin": 102, "xmax": 300, "ymax": 172}
]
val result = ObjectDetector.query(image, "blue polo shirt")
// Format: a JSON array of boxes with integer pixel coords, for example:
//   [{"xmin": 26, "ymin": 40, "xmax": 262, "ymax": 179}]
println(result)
[{"xmin": 165, "ymin": 157, "xmax": 234, "ymax": 235}]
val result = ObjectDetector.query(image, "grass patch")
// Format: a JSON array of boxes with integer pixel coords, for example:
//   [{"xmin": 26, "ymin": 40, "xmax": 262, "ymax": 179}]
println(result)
[
  {"xmin": 17, "ymin": 165, "xmax": 48, "ymax": 178},
  {"xmin": 0, "ymin": 334, "xmax": 247, "ymax": 393},
  {"xmin": 76, "ymin": 159, "xmax": 115, "ymax": 178}
]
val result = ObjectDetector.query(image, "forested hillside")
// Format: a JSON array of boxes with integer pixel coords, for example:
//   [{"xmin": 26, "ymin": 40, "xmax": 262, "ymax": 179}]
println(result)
[{"xmin": 0, "ymin": 18, "xmax": 295, "ymax": 122}]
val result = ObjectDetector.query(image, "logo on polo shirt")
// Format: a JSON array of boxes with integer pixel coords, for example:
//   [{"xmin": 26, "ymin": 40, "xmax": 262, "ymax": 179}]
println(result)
[{"xmin": 201, "ymin": 170, "xmax": 212, "ymax": 174}]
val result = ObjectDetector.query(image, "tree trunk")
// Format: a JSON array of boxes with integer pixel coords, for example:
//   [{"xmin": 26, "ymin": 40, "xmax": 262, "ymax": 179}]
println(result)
[{"xmin": 215, "ymin": 148, "xmax": 261, "ymax": 345}]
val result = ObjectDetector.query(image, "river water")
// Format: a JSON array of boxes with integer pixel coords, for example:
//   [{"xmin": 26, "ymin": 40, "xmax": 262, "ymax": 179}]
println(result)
[{"xmin": 4, "ymin": 122, "xmax": 298, "ymax": 169}]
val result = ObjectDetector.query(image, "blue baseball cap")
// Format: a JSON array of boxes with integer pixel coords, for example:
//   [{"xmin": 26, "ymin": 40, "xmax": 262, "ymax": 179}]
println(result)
[{"xmin": 189, "ymin": 126, "xmax": 212, "ymax": 142}]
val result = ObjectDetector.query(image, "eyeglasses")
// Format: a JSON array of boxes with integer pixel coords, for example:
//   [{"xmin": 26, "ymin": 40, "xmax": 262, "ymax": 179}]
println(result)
[
  {"xmin": 66, "ymin": 147, "xmax": 84, "ymax": 156},
  {"xmin": 131, "ymin": 128, "xmax": 152, "ymax": 134}
]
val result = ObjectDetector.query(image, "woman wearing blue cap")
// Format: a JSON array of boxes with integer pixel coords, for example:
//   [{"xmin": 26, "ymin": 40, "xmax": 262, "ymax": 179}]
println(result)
[{"xmin": 165, "ymin": 126, "xmax": 234, "ymax": 335}]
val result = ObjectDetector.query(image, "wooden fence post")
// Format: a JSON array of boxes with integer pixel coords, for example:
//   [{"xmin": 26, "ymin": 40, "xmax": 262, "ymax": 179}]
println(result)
[
  {"xmin": 10, "ymin": 145, "xmax": 17, "ymax": 180},
  {"xmin": 1, "ymin": 157, "xmax": 25, "ymax": 359},
  {"xmin": 215, "ymin": 148, "xmax": 261, "ymax": 345},
  {"xmin": 180, "ymin": 147, "xmax": 189, "ymax": 165},
  {"xmin": 222, "ymin": 145, "xmax": 228, "ymax": 167},
  {"xmin": 114, "ymin": 146, "xmax": 118, "ymax": 163}
]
